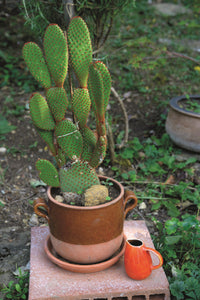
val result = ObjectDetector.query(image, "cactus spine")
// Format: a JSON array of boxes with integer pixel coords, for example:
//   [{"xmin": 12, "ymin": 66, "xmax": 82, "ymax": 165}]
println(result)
[{"xmin": 23, "ymin": 17, "xmax": 111, "ymax": 196}]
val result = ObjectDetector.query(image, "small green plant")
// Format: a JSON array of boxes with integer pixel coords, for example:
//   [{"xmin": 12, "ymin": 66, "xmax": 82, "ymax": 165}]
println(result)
[
  {"xmin": 153, "ymin": 214, "xmax": 200, "ymax": 300},
  {"xmin": 102, "ymin": 178, "xmax": 114, "ymax": 187},
  {"xmin": 0, "ymin": 269, "xmax": 29, "ymax": 300},
  {"xmin": 0, "ymin": 114, "xmax": 16, "ymax": 137},
  {"xmin": 23, "ymin": 17, "xmax": 111, "ymax": 205},
  {"xmin": 115, "ymin": 133, "xmax": 200, "ymax": 217},
  {"xmin": 180, "ymin": 98, "xmax": 200, "ymax": 114}
]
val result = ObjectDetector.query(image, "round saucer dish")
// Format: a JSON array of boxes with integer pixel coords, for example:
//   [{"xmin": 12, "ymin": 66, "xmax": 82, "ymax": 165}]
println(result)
[{"xmin": 44, "ymin": 234, "xmax": 126, "ymax": 273}]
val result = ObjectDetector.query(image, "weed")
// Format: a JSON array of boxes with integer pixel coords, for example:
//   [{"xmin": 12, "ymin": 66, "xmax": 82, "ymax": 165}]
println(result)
[
  {"xmin": 0, "ymin": 114, "xmax": 16, "ymax": 137},
  {"xmin": 180, "ymin": 98, "xmax": 200, "ymax": 114},
  {"xmin": 153, "ymin": 214, "xmax": 200, "ymax": 299},
  {"xmin": 0, "ymin": 269, "xmax": 29, "ymax": 300},
  {"xmin": 101, "ymin": 178, "xmax": 114, "ymax": 187},
  {"xmin": 114, "ymin": 133, "xmax": 200, "ymax": 218}
]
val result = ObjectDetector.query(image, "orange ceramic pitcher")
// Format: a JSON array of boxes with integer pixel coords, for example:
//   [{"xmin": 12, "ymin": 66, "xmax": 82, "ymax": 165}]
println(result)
[{"xmin": 124, "ymin": 239, "xmax": 163, "ymax": 280}]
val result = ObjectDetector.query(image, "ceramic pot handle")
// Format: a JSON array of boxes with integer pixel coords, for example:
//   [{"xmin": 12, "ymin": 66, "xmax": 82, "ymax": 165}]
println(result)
[
  {"xmin": 34, "ymin": 198, "xmax": 49, "ymax": 222},
  {"xmin": 144, "ymin": 246, "xmax": 163, "ymax": 270},
  {"xmin": 124, "ymin": 190, "xmax": 138, "ymax": 218}
]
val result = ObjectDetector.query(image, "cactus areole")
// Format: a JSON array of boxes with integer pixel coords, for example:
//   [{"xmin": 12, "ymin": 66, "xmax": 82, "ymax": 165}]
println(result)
[{"xmin": 23, "ymin": 17, "xmax": 112, "ymax": 202}]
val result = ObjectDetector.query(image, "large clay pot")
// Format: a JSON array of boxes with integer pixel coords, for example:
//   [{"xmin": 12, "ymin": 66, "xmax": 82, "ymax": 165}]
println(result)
[
  {"xmin": 34, "ymin": 175, "xmax": 137, "ymax": 264},
  {"xmin": 166, "ymin": 95, "xmax": 200, "ymax": 152}
]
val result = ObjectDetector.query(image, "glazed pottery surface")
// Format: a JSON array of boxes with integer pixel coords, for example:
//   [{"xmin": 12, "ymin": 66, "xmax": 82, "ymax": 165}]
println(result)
[
  {"xmin": 34, "ymin": 175, "xmax": 137, "ymax": 264},
  {"xmin": 124, "ymin": 239, "xmax": 163, "ymax": 280},
  {"xmin": 166, "ymin": 95, "xmax": 200, "ymax": 152}
]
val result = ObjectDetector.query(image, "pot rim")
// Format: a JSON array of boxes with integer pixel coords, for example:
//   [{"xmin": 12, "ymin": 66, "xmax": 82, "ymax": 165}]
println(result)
[
  {"xmin": 169, "ymin": 95, "xmax": 200, "ymax": 118},
  {"xmin": 47, "ymin": 175, "xmax": 124, "ymax": 210}
]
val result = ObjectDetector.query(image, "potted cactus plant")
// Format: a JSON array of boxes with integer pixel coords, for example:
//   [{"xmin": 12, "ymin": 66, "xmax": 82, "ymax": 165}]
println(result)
[{"xmin": 23, "ymin": 16, "xmax": 137, "ymax": 269}]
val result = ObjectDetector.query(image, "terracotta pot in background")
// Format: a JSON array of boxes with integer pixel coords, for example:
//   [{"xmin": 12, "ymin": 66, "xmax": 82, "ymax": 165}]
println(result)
[
  {"xmin": 165, "ymin": 95, "xmax": 200, "ymax": 153},
  {"xmin": 34, "ymin": 175, "xmax": 137, "ymax": 264}
]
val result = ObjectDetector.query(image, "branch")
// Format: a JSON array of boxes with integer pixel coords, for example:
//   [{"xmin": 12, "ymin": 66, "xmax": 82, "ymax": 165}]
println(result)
[
  {"xmin": 111, "ymin": 86, "xmax": 129, "ymax": 149},
  {"xmin": 106, "ymin": 120, "xmax": 116, "ymax": 165},
  {"xmin": 62, "ymin": 0, "xmax": 75, "ymax": 29},
  {"xmin": 166, "ymin": 50, "xmax": 200, "ymax": 65}
]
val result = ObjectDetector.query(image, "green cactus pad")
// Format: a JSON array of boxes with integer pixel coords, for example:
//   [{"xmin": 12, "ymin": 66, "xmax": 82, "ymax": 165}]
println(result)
[
  {"xmin": 67, "ymin": 17, "xmax": 92, "ymax": 88},
  {"xmin": 36, "ymin": 159, "xmax": 60, "ymax": 187},
  {"xmin": 23, "ymin": 42, "xmax": 51, "ymax": 89},
  {"xmin": 80, "ymin": 126, "xmax": 97, "ymax": 162},
  {"xmin": 59, "ymin": 161, "xmax": 100, "ymax": 193},
  {"xmin": 55, "ymin": 119, "xmax": 83, "ymax": 160},
  {"xmin": 95, "ymin": 62, "xmax": 111, "ymax": 112},
  {"xmin": 55, "ymin": 148, "xmax": 66, "ymax": 167},
  {"xmin": 88, "ymin": 63, "xmax": 104, "ymax": 119},
  {"xmin": 72, "ymin": 88, "xmax": 91, "ymax": 127},
  {"xmin": 44, "ymin": 24, "xmax": 68, "ymax": 87},
  {"xmin": 30, "ymin": 93, "xmax": 55, "ymax": 130},
  {"xmin": 90, "ymin": 136, "xmax": 107, "ymax": 168},
  {"xmin": 36, "ymin": 128, "xmax": 56, "ymax": 155},
  {"xmin": 47, "ymin": 87, "xmax": 68, "ymax": 121}
]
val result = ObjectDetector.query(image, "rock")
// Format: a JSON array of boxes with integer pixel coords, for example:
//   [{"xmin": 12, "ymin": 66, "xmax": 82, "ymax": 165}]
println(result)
[
  {"xmin": 159, "ymin": 38, "xmax": 200, "ymax": 53},
  {"xmin": 13, "ymin": 262, "xmax": 30, "ymax": 276},
  {"xmin": 0, "ymin": 147, "xmax": 7, "ymax": 155},
  {"xmin": 62, "ymin": 192, "xmax": 83, "ymax": 205},
  {"xmin": 84, "ymin": 185, "xmax": 109, "ymax": 206},
  {"xmin": 55, "ymin": 195, "xmax": 64, "ymax": 203},
  {"xmin": 138, "ymin": 151, "xmax": 146, "ymax": 158},
  {"xmin": 123, "ymin": 91, "xmax": 132, "ymax": 98},
  {"xmin": 153, "ymin": 3, "xmax": 192, "ymax": 17},
  {"xmin": 139, "ymin": 202, "xmax": 147, "ymax": 210},
  {"xmin": 175, "ymin": 152, "xmax": 200, "ymax": 162},
  {"xmin": 29, "ymin": 213, "xmax": 39, "ymax": 226},
  {"xmin": 98, "ymin": 167, "xmax": 105, "ymax": 176}
]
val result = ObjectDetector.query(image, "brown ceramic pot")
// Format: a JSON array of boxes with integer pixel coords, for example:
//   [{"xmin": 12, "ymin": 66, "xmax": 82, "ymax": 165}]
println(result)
[
  {"xmin": 34, "ymin": 175, "xmax": 137, "ymax": 264},
  {"xmin": 166, "ymin": 95, "xmax": 200, "ymax": 152}
]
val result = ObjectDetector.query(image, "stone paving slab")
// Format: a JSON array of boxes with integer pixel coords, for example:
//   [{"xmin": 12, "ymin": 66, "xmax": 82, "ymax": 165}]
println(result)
[{"xmin": 28, "ymin": 221, "xmax": 170, "ymax": 300}]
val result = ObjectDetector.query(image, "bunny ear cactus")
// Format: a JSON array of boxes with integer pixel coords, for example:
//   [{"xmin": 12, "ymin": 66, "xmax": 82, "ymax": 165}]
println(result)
[{"xmin": 23, "ymin": 17, "xmax": 111, "ymax": 200}]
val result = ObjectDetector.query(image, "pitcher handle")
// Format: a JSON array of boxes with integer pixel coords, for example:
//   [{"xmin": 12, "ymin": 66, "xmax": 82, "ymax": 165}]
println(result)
[
  {"xmin": 34, "ymin": 198, "xmax": 49, "ymax": 222},
  {"xmin": 144, "ymin": 247, "xmax": 163, "ymax": 270},
  {"xmin": 124, "ymin": 190, "xmax": 138, "ymax": 218}
]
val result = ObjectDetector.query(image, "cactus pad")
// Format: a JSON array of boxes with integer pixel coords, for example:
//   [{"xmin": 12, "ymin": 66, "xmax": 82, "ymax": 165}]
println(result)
[
  {"xmin": 55, "ymin": 119, "xmax": 83, "ymax": 160},
  {"xmin": 67, "ymin": 17, "xmax": 92, "ymax": 88},
  {"xmin": 23, "ymin": 42, "xmax": 51, "ymax": 89},
  {"xmin": 59, "ymin": 161, "xmax": 100, "ymax": 193},
  {"xmin": 36, "ymin": 128, "xmax": 56, "ymax": 155},
  {"xmin": 72, "ymin": 88, "xmax": 91, "ymax": 127},
  {"xmin": 47, "ymin": 87, "xmax": 68, "ymax": 121},
  {"xmin": 36, "ymin": 159, "xmax": 60, "ymax": 187},
  {"xmin": 90, "ymin": 136, "xmax": 107, "ymax": 168},
  {"xmin": 95, "ymin": 62, "xmax": 111, "ymax": 112},
  {"xmin": 44, "ymin": 24, "xmax": 68, "ymax": 87},
  {"xmin": 80, "ymin": 126, "xmax": 97, "ymax": 162},
  {"xmin": 88, "ymin": 63, "xmax": 104, "ymax": 119},
  {"xmin": 55, "ymin": 148, "xmax": 66, "ymax": 167},
  {"xmin": 30, "ymin": 93, "xmax": 55, "ymax": 130}
]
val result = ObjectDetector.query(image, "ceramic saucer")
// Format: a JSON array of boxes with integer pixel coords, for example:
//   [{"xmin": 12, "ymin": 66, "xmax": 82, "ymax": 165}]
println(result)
[{"xmin": 44, "ymin": 234, "xmax": 126, "ymax": 273}]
